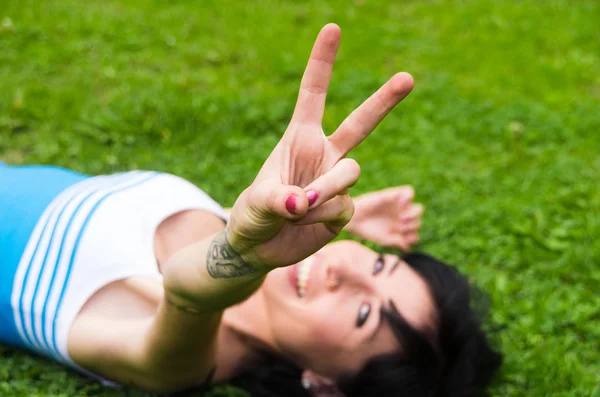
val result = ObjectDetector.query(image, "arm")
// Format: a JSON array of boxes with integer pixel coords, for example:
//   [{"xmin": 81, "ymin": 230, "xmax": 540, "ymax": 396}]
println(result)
[{"xmin": 69, "ymin": 230, "xmax": 267, "ymax": 392}]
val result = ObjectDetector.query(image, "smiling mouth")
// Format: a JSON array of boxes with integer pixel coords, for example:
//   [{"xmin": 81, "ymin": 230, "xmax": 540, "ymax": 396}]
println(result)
[{"xmin": 297, "ymin": 256, "xmax": 315, "ymax": 297}]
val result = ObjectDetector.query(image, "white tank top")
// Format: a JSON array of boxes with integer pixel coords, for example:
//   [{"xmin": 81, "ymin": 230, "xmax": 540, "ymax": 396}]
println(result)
[{"xmin": 7, "ymin": 170, "xmax": 227, "ymax": 381}]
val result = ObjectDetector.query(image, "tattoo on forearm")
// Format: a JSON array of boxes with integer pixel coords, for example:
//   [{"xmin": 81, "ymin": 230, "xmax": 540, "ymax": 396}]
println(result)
[{"xmin": 206, "ymin": 230, "xmax": 256, "ymax": 278}]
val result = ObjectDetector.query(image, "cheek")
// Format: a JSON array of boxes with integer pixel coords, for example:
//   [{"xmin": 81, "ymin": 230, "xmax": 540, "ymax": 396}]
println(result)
[
  {"xmin": 303, "ymin": 299, "xmax": 350, "ymax": 350},
  {"xmin": 299, "ymin": 302, "xmax": 364, "ymax": 378},
  {"xmin": 269, "ymin": 304, "xmax": 343, "ymax": 362},
  {"xmin": 262, "ymin": 268, "xmax": 293, "ymax": 300},
  {"xmin": 274, "ymin": 302, "xmax": 346, "ymax": 354},
  {"xmin": 260, "ymin": 273, "xmax": 352, "ymax": 354}
]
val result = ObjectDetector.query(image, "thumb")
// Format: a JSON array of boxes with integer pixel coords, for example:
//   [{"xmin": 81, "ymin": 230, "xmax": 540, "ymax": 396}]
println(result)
[{"xmin": 247, "ymin": 180, "xmax": 309, "ymax": 221}]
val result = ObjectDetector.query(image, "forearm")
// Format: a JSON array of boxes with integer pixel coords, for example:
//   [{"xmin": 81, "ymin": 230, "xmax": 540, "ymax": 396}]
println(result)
[
  {"xmin": 162, "ymin": 230, "xmax": 267, "ymax": 313},
  {"xmin": 114, "ymin": 230, "xmax": 266, "ymax": 392}
]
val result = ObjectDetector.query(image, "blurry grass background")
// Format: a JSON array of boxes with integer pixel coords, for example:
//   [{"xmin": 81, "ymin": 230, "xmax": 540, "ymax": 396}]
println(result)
[{"xmin": 1, "ymin": 0, "xmax": 599, "ymax": 396}]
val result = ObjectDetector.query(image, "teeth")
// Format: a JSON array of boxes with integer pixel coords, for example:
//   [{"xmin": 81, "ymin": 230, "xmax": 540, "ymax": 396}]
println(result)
[{"xmin": 297, "ymin": 257, "xmax": 314, "ymax": 297}]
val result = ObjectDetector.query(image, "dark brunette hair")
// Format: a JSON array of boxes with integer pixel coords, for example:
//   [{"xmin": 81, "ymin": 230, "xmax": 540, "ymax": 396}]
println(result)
[{"xmin": 232, "ymin": 253, "xmax": 503, "ymax": 397}]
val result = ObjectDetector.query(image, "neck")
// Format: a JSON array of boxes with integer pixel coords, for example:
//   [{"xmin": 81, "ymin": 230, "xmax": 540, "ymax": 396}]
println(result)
[{"xmin": 213, "ymin": 287, "xmax": 278, "ymax": 382}]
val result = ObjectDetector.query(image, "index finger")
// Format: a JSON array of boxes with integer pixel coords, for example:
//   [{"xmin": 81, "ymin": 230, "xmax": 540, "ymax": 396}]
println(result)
[
  {"xmin": 328, "ymin": 72, "xmax": 414, "ymax": 158},
  {"xmin": 291, "ymin": 23, "xmax": 341, "ymax": 125}
]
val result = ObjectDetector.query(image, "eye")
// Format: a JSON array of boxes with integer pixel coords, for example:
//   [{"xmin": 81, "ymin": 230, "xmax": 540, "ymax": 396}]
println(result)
[
  {"xmin": 356, "ymin": 303, "xmax": 371, "ymax": 327},
  {"xmin": 372, "ymin": 255, "xmax": 385, "ymax": 275}
]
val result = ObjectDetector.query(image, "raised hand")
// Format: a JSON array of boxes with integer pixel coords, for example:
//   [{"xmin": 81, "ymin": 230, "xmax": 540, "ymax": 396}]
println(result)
[
  {"xmin": 227, "ymin": 24, "xmax": 414, "ymax": 269},
  {"xmin": 345, "ymin": 186, "xmax": 424, "ymax": 251}
]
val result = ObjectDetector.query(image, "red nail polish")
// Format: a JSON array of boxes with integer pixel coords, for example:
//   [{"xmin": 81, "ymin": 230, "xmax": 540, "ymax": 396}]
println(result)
[
  {"xmin": 285, "ymin": 196, "xmax": 297, "ymax": 214},
  {"xmin": 307, "ymin": 191, "xmax": 318, "ymax": 207}
]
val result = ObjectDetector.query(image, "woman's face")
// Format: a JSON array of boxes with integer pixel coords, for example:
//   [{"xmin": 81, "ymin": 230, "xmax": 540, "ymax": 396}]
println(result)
[{"xmin": 260, "ymin": 240, "xmax": 437, "ymax": 379}]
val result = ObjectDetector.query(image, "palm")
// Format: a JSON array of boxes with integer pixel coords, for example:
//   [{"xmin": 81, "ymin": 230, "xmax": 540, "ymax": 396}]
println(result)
[
  {"xmin": 259, "ymin": 125, "xmax": 335, "ymax": 187},
  {"xmin": 235, "ymin": 123, "xmax": 342, "ymax": 266},
  {"xmin": 228, "ymin": 24, "xmax": 414, "ymax": 268}
]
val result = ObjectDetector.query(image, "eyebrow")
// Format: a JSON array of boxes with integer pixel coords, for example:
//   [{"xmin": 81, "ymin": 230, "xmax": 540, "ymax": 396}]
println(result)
[
  {"xmin": 368, "ymin": 300, "xmax": 394, "ymax": 343},
  {"xmin": 367, "ymin": 257, "xmax": 400, "ymax": 341},
  {"xmin": 367, "ymin": 307, "xmax": 384, "ymax": 342},
  {"xmin": 388, "ymin": 257, "xmax": 402, "ymax": 276}
]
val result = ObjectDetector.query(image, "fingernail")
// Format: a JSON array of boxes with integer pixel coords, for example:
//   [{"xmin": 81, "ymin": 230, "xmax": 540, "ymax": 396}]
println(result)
[
  {"xmin": 285, "ymin": 196, "xmax": 297, "ymax": 215},
  {"xmin": 307, "ymin": 191, "xmax": 318, "ymax": 207}
]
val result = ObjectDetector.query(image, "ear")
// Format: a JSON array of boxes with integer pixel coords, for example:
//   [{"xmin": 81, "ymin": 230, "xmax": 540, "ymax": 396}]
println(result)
[{"xmin": 301, "ymin": 370, "xmax": 346, "ymax": 397}]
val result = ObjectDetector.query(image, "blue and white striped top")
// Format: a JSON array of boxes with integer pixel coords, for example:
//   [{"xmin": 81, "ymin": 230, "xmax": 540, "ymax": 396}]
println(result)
[
  {"xmin": 0, "ymin": 162, "xmax": 227, "ymax": 372},
  {"xmin": 1, "ymin": 163, "xmax": 88, "ymax": 350}
]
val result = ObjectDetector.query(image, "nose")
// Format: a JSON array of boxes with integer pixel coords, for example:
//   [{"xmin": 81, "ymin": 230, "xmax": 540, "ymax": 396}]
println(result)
[{"xmin": 325, "ymin": 261, "xmax": 374, "ymax": 293}]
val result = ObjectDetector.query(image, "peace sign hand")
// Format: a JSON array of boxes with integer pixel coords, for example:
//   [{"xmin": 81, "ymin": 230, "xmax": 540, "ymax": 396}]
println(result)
[{"xmin": 227, "ymin": 24, "xmax": 414, "ymax": 270}]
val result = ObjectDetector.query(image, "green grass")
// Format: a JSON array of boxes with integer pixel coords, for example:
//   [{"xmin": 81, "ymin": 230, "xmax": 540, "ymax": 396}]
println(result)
[{"xmin": 1, "ymin": 0, "xmax": 599, "ymax": 396}]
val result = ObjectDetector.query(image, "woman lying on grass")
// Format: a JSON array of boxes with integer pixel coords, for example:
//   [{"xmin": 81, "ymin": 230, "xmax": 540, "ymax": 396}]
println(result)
[{"xmin": 0, "ymin": 24, "xmax": 501, "ymax": 397}]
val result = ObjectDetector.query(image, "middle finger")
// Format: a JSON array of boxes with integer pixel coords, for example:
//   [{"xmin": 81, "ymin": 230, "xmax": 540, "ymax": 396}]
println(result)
[{"xmin": 328, "ymin": 72, "xmax": 414, "ymax": 158}]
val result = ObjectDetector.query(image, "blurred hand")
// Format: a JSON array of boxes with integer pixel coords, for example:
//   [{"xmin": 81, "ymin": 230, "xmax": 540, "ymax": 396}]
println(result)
[
  {"xmin": 345, "ymin": 186, "xmax": 424, "ymax": 251},
  {"xmin": 227, "ymin": 24, "xmax": 414, "ymax": 269}
]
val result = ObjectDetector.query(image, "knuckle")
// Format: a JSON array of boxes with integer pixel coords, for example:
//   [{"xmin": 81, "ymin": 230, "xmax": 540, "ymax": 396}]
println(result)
[
  {"xmin": 341, "ymin": 116, "xmax": 367, "ymax": 138},
  {"xmin": 337, "ymin": 159, "xmax": 360, "ymax": 190},
  {"xmin": 344, "ymin": 158, "xmax": 361, "ymax": 179},
  {"xmin": 373, "ymin": 89, "xmax": 389, "ymax": 110},
  {"xmin": 339, "ymin": 195, "xmax": 355, "ymax": 223},
  {"xmin": 252, "ymin": 183, "xmax": 279, "ymax": 214},
  {"xmin": 329, "ymin": 196, "xmax": 354, "ymax": 227},
  {"xmin": 300, "ymin": 83, "xmax": 327, "ymax": 96},
  {"xmin": 266, "ymin": 191, "xmax": 278, "ymax": 213},
  {"xmin": 246, "ymin": 186, "xmax": 263, "ymax": 210}
]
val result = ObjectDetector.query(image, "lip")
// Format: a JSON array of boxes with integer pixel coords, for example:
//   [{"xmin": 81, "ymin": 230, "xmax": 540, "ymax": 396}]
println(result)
[
  {"xmin": 287, "ymin": 263, "xmax": 299, "ymax": 295},
  {"xmin": 302, "ymin": 254, "xmax": 325, "ymax": 298},
  {"xmin": 287, "ymin": 257, "xmax": 318, "ymax": 298}
]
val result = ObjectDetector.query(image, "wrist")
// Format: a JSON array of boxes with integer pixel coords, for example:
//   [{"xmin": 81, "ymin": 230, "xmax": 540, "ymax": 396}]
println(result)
[
  {"xmin": 225, "ymin": 225, "xmax": 272, "ymax": 271},
  {"xmin": 208, "ymin": 229, "xmax": 269, "ymax": 277},
  {"xmin": 164, "ymin": 274, "xmax": 266, "ymax": 314},
  {"xmin": 162, "ymin": 231, "xmax": 268, "ymax": 313}
]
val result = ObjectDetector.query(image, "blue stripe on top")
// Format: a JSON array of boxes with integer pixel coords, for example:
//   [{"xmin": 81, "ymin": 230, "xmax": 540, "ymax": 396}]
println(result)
[
  {"xmin": 0, "ymin": 164, "xmax": 88, "ymax": 348},
  {"xmin": 20, "ymin": 174, "xmax": 127, "ymax": 353},
  {"xmin": 49, "ymin": 173, "xmax": 157, "ymax": 359}
]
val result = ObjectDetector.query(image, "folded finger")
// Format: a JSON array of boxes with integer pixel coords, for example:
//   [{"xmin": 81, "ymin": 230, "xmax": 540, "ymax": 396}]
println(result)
[
  {"xmin": 304, "ymin": 158, "xmax": 360, "ymax": 208},
  {"xmin": 247, "ymin": 180, "xmax": 309, "ymax": 221},
  {"xmin": 328, "ymin": 72, "xmax": 414, "ymax": 158},
  {"xmin": 293, "ymin": 194, "xmax": 355, "ymax": 233}
]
